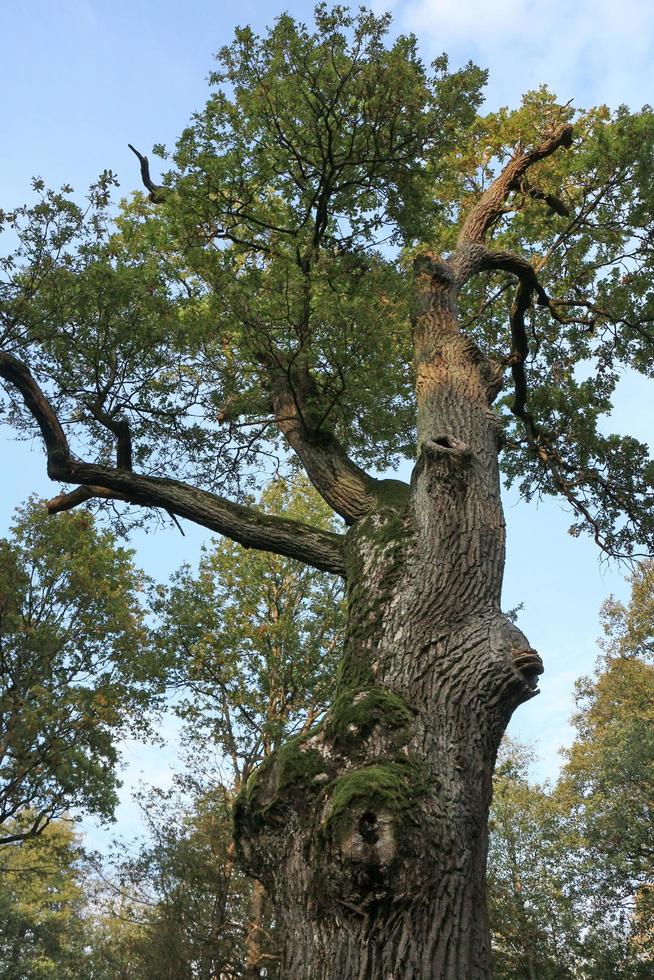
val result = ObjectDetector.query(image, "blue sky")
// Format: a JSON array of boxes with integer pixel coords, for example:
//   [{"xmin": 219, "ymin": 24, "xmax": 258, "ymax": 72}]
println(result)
[{"xmin": 1, "ymin": 0, "xmax": 653, "ymax": 845}]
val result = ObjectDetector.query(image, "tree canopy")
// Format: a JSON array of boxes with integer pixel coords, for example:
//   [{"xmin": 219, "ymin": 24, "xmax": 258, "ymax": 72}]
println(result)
[{"xmin": 1, "ymin": 6, "xmax": 653, "ymax": 558}]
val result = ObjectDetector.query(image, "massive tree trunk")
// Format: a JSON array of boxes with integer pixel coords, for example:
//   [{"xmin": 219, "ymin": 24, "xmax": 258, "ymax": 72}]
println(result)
[
  {"xmin": 0, "ymin": 120, "xmax": 572, "ymax": 980},
  {"xmin": 234, "ymin": 265, "xmax": 543, "ymax": 979}
]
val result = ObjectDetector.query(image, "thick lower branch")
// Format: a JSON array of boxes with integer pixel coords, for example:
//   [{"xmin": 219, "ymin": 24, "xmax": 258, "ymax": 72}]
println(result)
[
  {"xmin": 63, "ymin": 462, "xmax": 346, "ymax": 575},
  {"xmin": 1, "ymin": 352, "xmax": 345, "ymax": 575},
  {"xmin": 264, "ymin": 350, "xmax": 400, "ymax": 524}
]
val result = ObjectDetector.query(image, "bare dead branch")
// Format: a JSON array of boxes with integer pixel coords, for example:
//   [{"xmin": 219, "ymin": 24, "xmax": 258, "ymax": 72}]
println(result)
[
  {"xmin": 45, "ymin": 485, "xmax": 128, "ymax": 513},
  {"xmin": 84, "ymin": 398, "xmax": 133, "ymax": 470},
  {"xmin": 477, "ymin": 250, "xmax": 550, "ymax": 306},
  {"xmin": 128, "ymin": 144, "xmax": 167, "ymax": 203},
  {"xmin": 504, "ymin": 276, "xmax": 631, "ymax": 557},
  {"xmin": 116, "ymin": 419, "xmax": 133, "ymax": 470}
]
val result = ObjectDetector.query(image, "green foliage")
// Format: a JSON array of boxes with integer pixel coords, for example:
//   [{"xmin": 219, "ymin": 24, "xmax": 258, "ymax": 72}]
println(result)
[
  {"xmin": 0, "ymin": 500, "xmax": 162, "ymax": 841},
  {"xmin": 560, "ymin": 563, "xmax": 654, "ymax": 914},
  {"xmin": 155, "ymin": 476, "xmax": 344, "ymax": 784},
  {"xmin": 2, "ymin": 9, "xmax": 654, "ymax": 552},
  {"xmin": 161, "ymin": 5, "xmax": 484, "ymax": 468},
  {"xmin": 599, "ymin": 560, "xmax": 654, "ymax": 659},
  {"xmin": 0, "ymin": 819, "xmax": 89, "ymax": 979},
  {"xmin": 489, "ymin": 742, "xmax": 591, "ymax": 978},
  {"xmin": 84, "ymin": 783, "xmax": 256, "ymax": 980},
  {"xmin": 488, "ymin": 569, "xmax": 654, "ymax": 976},
  {"xmin": 489, "ymin": 739, "xmax": 652, "ymax": 978},
  {"xmin": 0, "ymin": 6, "xmax": 486, "ymax": 495},
  {"xmin": 444, "ymin": 93, "xmax": 654, "ymax": 555},
  {"xmin": 489, "ymin": 563, "xmax": 654, "ymax": 978}
]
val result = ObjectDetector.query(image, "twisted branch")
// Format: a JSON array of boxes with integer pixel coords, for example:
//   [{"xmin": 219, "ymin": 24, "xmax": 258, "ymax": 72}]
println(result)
[
  {"xmin": 0, "ymin": 353, "xmax": 345, "ymax": 575},
  {"xmin": 457, "ymin": 124, "xmax": 574, "ymax": 249}
]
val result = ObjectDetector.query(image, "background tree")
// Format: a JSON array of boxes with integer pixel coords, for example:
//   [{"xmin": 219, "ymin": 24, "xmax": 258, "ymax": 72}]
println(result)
[
  {"xmin": 488, "ymin": 740, "xmax": 651, "ymax": 979},
  {"xmin": 146, "ymin": 475, "xmax": 342, "ymax": 977},
  {"xmin": 488, "ymin": 741, "xmax": 580, "ymax": 978},
  {"xmin": 559, "ymin": 561, "xmax": 654, "ymax": 961},
  {"xmin": 84, "ymin": 784, "xmax": 254, "ymax": 980},
  {"xmin": 0, "ymin": 500, "xmax": 161, "ymax": 844},
  {"xmin": 0, "ymin": 818, "xmax": 89, "ymax": 979},
  {"xmin": 2, "ymin": 5, "xmax": 654, "ymax": 976},
  {"xmin": 156, "ymin": 476, "xmax": 344, "ymax": 787}
]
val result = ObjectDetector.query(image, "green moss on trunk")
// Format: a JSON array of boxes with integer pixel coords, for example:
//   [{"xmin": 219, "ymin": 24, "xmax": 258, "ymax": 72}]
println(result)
[
  {"xmin": 234, "ymin": 734, "xmax": 328, "ymax": 834},
  {"xmin": 322, "ymin": 756, "xmax": 428, "ymax": 843},
  {"xmin": 325, "ymin": 688, "xmax": 414, "ymax": 755}
]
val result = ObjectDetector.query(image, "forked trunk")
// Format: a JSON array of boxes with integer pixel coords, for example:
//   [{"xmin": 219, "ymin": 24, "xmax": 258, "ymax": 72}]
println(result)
[{"xmin": 235, "ymin": 263, "xmax": 541, "ymax": 978}]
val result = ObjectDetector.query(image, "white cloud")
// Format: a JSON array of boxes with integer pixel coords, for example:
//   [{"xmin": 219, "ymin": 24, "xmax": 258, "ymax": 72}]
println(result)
[{"xmin": 380, "ymin": 0, "xmax": 653, "ymax": 110}]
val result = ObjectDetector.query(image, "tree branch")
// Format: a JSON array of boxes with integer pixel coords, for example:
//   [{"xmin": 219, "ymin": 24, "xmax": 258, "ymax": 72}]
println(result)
[
  {"xmin": 85, "ymin": 398, "xmax": 133, "ymax": 470},
  {"xmin": 0, "ymin": 353, "xmax": 345, "ymax": 576},
  {"xmin": 0, "ymin": 352, "xmax": 71, "ymax": 480},
  {"xmin": 477, "ymin": 249, "xmax": 550, "ymax": 306},
  {"xmin": 128, "ymin": 144, "xmax": 167, "ymax": 203},
  {"xmin": 45, "ymin": 485, "xmax": 129, "ymax": 513},
  {"xmin": 457, "ymin": 123, "xmax": 573, "ymax": 248},
  {"xmin": 261, "ymin": 347, "xmax": 406, "ymax": 524},
  {"xmin": 504, "ymin": 275, "xmax": 626, "ymax": 556},
  {"xmin": 519, "ymin": 177, "xmax": 570, "ymax": 218},
  {"xmin": 58, "ymin": 464, "xmax": 346, "ymax": 574}
]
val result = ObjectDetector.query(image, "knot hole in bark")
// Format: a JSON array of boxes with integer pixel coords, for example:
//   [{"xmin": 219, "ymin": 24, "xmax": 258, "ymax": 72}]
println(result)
[
  {"xmin": 426, "ymin": 434, "xmax": 469, "ymax": 454},
  {"xmin": 414, "ymin": 434, "xmax": 473, "ymax": 502},
  {"xmin": 359, "ymin": 810, "xmax": 379, "ymax": 845},
  {"xmin": 422, "ymin": 434, "xmax": 472, "ymax": 471}
]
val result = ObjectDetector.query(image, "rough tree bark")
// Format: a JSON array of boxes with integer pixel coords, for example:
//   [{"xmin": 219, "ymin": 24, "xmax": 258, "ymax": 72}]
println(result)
[
  {"xmin": 0, "ymin": 126, "xmax": 574, "ymax": 979},
  {"xmin": 233, "ymin": 255, "xmax": 542, "ymax": 978},
  {"xmin": 231, "ymin": 130, "xmax": 572, "ymax": 980}
]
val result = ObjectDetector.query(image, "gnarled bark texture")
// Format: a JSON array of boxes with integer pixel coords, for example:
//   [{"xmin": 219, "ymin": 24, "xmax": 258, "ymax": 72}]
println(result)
[
  {"xmin": 1, "ymin": 125, "xmax": 573, "ymax": 980},
  {"xmin": 234, "ymin": 263, "xmax": 542, "ymax": 979}
]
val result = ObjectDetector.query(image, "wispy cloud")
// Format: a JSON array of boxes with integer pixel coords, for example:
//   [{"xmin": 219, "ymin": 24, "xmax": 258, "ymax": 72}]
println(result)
[{"xmin": 380, "ymin": 0, "xmax": 653, "ymax": 110}]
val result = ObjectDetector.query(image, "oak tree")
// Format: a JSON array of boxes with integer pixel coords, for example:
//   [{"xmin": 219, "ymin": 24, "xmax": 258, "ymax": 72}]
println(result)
[{"xmin": 2, "ymin": 6, "xmax": 654, "ymax": 976}]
